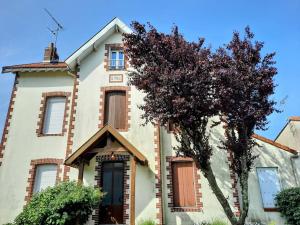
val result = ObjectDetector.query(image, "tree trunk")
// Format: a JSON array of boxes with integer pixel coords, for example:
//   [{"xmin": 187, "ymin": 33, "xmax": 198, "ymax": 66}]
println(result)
[
  {"xmin": 236, "ymin": 156, "xmax": 250, "ymax": 225},
  {"xmin": 203, "ymin": 157, "xmax": 250, "ymax": 225},
  {"xmin": 203, "ymin": 164, "xmax": 238, "ymax": 225}
]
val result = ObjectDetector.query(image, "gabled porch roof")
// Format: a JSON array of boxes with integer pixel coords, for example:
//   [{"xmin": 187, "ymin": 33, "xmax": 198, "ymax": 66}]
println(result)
[{"xmin": 65, "ymin": 125, "xmax": 147, "ymax": 166}]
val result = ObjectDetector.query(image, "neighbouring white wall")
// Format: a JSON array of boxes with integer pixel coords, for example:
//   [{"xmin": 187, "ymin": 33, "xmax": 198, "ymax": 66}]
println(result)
[
  {"xmin": 247, "ymin": 138, "xmax": 297, "ymax": 224},
  {"xmin": 0, "ymin": 72, "xmax": 73, "ymax": 224},
  {"xmin": 275, "ymin": 120, "xmax": 300, "ymax": 188},
  {"xmin": 276, "ymin": 121, "xmax": 300, "ymax": 151}
]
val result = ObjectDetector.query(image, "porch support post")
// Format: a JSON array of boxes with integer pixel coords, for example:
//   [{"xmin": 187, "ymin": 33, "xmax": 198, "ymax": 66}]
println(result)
[
  {"xmin": 130, "ymin": 157, "xmax": 137, "ymax": 225},
  {"xmin": 78, "ymin": 162, "xmax": 84, "ymax": 184}
]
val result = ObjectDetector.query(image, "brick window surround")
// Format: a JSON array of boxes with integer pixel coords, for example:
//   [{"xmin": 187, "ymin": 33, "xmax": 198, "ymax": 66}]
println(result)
[
  {"xmin": 99, "ymin": 86, "xmax": 131, "ymax": 132},
  {"xmin": 166, "ymin": 156, "xmax": 203, "ymax": 212},
  {"xmin": 104, "ymin": 44, "xmax": 129, "ymax": 71},
  {"xmin": 92, "ymin": 154, "xmax": 130, "ymax": 225},
  {"xmin": 36, "ymin": 92, "xmax": 71, "ymax": 137},
  {"xmin": 24, "ymin": 158, "xmax": 63, "ymax": 203}
]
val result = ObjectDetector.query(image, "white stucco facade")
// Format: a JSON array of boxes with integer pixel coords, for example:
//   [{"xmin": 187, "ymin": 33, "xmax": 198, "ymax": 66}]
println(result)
[{"xmin": 0, "ymin": 18, "xmax": 299, "ymax": 225}]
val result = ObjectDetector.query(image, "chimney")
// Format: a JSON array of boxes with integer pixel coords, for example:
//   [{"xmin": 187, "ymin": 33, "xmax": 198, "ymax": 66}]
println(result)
[{"xmin": 43, "ymin": 43, "xmax": 59, "ymax": 63}]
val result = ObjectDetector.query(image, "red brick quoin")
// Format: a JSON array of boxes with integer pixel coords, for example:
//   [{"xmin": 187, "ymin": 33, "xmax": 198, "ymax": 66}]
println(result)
[{"xmin": 63, "ymin": 74, "xmax": 80, "ymax": 181}]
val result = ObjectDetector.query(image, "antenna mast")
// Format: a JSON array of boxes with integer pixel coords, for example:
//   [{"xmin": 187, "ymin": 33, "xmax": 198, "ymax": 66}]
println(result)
[{"xmin": 44, "ymin": 8, "xmax": 64, "ymax": 47}]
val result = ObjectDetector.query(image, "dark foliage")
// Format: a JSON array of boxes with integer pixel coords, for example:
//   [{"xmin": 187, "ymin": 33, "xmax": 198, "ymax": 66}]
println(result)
[
  {"xmin": 123, "ymin": 22, "xmax": 277, "ymax": 225},
  {"xmin": 213, "ymin": 26, "xmax": 277, "ymax": 176},
  {"xmin": 124, "ymin": 22, "xmax": 217, "ymax": 169},
  {"xmin": 276, "ymin": 187, "xmax": 300, "ymax": 225}
]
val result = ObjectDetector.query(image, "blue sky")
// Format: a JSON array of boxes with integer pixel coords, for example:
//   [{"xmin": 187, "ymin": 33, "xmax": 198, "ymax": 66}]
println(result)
[{"xmin": 0, "ymin": 0, "xmax": 299, "ymax": 139}]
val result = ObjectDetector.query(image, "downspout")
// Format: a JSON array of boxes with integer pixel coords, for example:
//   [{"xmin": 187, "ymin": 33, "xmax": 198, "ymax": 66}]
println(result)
[
  {"xmin": 158, "ymin": 125, "xmax": 165, "ymax": 225},
  {"xmin": 290, "ymin": 154, "xmax": 299, "ymax": 186}
]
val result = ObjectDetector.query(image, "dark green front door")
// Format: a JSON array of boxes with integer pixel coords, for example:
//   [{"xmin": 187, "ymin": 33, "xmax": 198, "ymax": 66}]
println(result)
[{"xmin": 99, "ymin": 162, "xmax": 124, "ymax": 224}]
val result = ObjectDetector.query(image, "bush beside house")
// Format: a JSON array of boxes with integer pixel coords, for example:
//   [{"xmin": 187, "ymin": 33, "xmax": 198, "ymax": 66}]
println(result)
[
  {"xmin": 5, "ymin": 182, "xmax": 102, "ymax": 225},
  {"xmin": 275, "ymin": 187, "xmax": 300, "ymax": 225}
]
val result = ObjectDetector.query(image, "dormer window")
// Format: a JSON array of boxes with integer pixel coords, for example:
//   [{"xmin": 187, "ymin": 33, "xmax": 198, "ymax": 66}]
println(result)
[{"xmin": 109, "ymin": 49, "xmax": 124, "ymax": 70}]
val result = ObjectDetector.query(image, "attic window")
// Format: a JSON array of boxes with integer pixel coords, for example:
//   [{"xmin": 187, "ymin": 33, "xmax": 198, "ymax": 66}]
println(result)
[{"xmin": 109, "ymin": 49, "xmax": 124, "ymax": 70}]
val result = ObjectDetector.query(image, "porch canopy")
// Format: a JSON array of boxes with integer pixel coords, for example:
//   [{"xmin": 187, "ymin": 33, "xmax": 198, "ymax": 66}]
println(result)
[{"xmin": 65, "ymin": 125, "xmax": 148, "ymax": 167}]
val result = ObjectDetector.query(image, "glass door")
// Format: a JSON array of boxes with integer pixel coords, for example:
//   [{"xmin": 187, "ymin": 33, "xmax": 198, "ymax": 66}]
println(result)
[{"xmin": 99, "ymin": 162, "xmax": 124, "ymax": 224}]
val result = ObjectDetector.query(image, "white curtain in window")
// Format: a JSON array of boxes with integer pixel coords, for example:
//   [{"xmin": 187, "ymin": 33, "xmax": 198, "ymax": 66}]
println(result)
[
  {"xmin": 43, "ymin": 97, "xmax": 66, "ymax": 134},
  {"xmin": 33, "ymin": 164, "xmax": 57, "ymax": 193},
  {"xmin": 257, "ymin": 167, "xmax": 281, "ymax": 208}
]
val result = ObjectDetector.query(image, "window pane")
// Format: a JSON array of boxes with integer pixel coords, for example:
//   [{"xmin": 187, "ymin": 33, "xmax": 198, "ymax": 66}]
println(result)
[
  {"xmin": 33, "ymin": 164, "xmax": 57, "ymax": 193},
  {"xmin": 257, "ymin": 167, "xmax": 281, "ymax": 208},
  {"xmin": 118, "ymin": 51, "xmax": 124, "ymax": 68},
  {"xmin": 113, "ymin": 169, "xmax": 124, "ymax": 205},
  {"xmin": 102, "ymin": 169, "xmax": 113, "ymax": 206},
  {"xmin": 118, "ymin": 51, "xmax": 124, "ymax": 60},
  {"xmin": 43, "ymin": 97, "xmax": 66, "ymax": 134},
  {"xmin": 110, "ymin": 51, "xmax": 117, "ymax": 68},
  {"xmin": 111, "ymin": 51, "xmax": 117, "ymax": 60}
]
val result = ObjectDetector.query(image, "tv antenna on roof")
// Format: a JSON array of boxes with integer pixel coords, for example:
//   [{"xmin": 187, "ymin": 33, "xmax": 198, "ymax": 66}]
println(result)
[{"xmin": 44, "ymin": 8, "xmax": 64, "ymax": 46}]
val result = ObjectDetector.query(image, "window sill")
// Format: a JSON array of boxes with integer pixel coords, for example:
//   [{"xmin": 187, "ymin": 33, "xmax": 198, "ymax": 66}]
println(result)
[
  {"xmin": 171, "ymin": 207, "xmax": 202, "ymax": 212},
  {"xmin": 116, "ymin": 128, "xmax": 129, "ymax": 132},
  {"xmin": 37, "ymin": 133, "xmax": 65, "ymax": 137},
  {"xmin": 108, "ymin": 68, "xmax": 126, "ymax": 71},
  {"xmin": 264, "ymin": 208, "xmax": 279, "ymax": 212}
]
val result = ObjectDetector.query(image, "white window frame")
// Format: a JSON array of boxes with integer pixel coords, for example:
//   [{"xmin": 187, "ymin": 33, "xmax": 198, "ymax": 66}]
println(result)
[
  {"xmin": 33, "ymin": 164, "xmax": 58, "ymax": 194},
  {"xmin": 256, "ymin": 167, "xmax": 281, "ymax": 209},
  {"xmin": 42, "ymin": 96, "xmax": 66, "ymax": 135},
  {"xmin": 109, "ymin": 49, "xmax": 124, "ymax": 70}
]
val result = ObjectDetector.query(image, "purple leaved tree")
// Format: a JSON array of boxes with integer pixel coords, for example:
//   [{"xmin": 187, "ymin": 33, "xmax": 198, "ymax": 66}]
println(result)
[{"xmin": 123, "ymin": 23, "xmax": 277, "ymax": 225}]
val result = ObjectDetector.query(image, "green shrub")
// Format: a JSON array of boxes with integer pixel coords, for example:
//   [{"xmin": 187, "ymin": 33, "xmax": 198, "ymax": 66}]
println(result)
[
  {"xmin": 138, "ymin": 219, "xmax": 156, "ymax": 225},
  {"xmin": 200, "ymin": 219, "xmax": 228, "ymax": 225},
  {"xmin": 13, "ymin": 181, "xmax": 102, "ymax": 225},
  {"xmin": 211, "ymin": 219, "xmax": 228, "ymax": 225},
  {"xmin": 275, "ymin": 187, "xmax": 300, "ymax": 225}
]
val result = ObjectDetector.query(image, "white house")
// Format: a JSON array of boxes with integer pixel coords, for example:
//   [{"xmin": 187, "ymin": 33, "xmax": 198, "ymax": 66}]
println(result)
[{"xmin": 0, "ymin": 18, "xmax": 298, "ymax": 225}]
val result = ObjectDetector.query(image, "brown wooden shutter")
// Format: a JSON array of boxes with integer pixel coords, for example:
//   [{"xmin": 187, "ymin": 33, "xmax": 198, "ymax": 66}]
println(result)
[
  {"xmin": 104, "ymin": 91, "xmax": 126, "ymax": 129},
  {"xmin": 172, "ymin": 162, "xmax": 196, "ymax": 207}
]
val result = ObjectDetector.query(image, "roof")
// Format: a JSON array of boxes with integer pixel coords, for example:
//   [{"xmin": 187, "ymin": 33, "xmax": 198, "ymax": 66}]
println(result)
[
  {"xmin": 2, "ymin": 62, "xmax": 68, "ymax": 73},
  {"xmin": 65, "ymin": 17, "xmax": 131, "ymax": 70},
  {"xmin": 2, "ymin": 17, "xmax": 131, "ymax": 73},
  {"xmin": 65, "ymin": 125, "xmax": 147, "ymax": 166},
  {"xmin": 252, "ymin": 133, "xmax": 298, "ymax": 155},
  {"xmin": 289, "ymin": 116, "xmax": 300, "ymax": 121}
]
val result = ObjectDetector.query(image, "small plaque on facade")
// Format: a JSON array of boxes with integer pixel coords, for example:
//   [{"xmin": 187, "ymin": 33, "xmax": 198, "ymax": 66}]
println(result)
[{"xmin": 109, "ymin": 74, "xmax": 123, "ymax": 83}]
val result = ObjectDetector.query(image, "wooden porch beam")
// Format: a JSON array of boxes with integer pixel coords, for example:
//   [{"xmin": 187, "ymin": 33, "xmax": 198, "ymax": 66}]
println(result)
[
  {"xmin": 78, "ymin": 162, "xmax": 84, "ymax": 184},
  {"xmin": 130, "ymin": 157, "xmax": 137, "ymax": 225}
]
